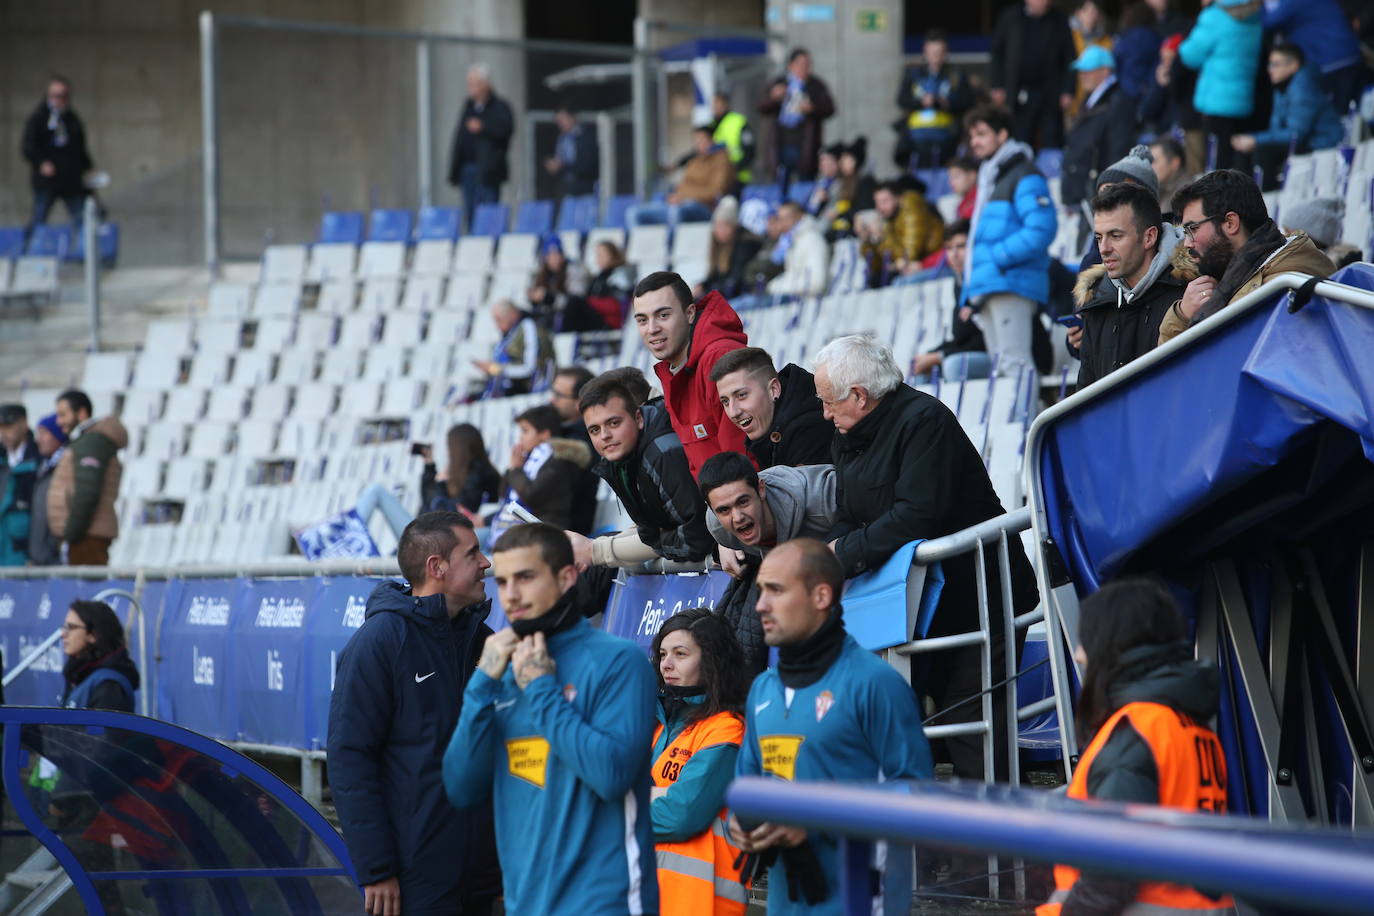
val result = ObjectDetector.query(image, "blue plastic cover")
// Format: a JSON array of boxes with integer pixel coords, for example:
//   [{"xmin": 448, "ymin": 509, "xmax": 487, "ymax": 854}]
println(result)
[
  {"xmin": 1036, "ymin": 263, "xmax": 1374, "ymax": 589},
  {"xmin": 417, "ymin": 205, "xmax": 461, "ymax": 241},
  {"xmin": 514, "ymin": 199, "xmax": 555, "ymax": 235},
  {"xmin": 367, "ymin": 208, "xmax": 413, "ymax": 243},
  {"xmin": 470, "ymin": 203, "xmax": 509, "ymax": 237},
  {"xmin": 25, "ymin": 224, "xmax": 70, "ymax": 257},
  {"xmin": 0, "ymin": 225, "xmax": 25, "ymax": 258},
  {"xmin": 317, "ymin": 211, "xmax": 364, "ymax": 245}
]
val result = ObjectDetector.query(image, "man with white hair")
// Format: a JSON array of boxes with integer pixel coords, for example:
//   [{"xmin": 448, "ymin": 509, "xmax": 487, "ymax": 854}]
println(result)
[
  {"xmin": 812, "ymin": 333, "xmax": 1038, "ymax": 783},
  {"xmin": 448, "ymin": 63, "xmax": 514, "ymax": 232}
]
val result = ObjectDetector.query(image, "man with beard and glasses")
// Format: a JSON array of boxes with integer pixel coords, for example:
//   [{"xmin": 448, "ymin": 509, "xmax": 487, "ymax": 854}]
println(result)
[
  {"xmin": 443, "ymin": 523, "xmax": 658, "ymax": 915},
  {"xmin": 729, "ymin": 539, "xmax": 931, "ymax": 914},
  {"xmin": 1158, "ymin": 169, "xmax": 1334, "ymax": 345}
]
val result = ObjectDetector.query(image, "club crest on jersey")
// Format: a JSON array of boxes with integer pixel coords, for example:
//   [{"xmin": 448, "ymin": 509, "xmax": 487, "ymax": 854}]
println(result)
[
  {"xmin": 563, "ymin": 683, "xmax": 578, "ymax": 703},
  {"xmin": 815, "ymin": 690, "xmax": 835, "ymax": 722},
  {"xmin": 693, "ymin": 423, "xmax": 709, "ymax": 440}
]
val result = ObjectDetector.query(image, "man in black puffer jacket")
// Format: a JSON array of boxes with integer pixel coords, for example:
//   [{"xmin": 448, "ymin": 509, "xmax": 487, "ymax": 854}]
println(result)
[
  {"xmin": 328, "ymin": 512, "xmax": 500, "ymax": 916},
  {"xmin": 814, "ymin": 335, "xmax": 1038, "ymax": 783},
  {"xmin": 710, "ymin": 346, "xmax": 832, "ymax": 469},
  {"xmin": 566, "ymin": 375, "xmax": 716, "ymax": 570}
]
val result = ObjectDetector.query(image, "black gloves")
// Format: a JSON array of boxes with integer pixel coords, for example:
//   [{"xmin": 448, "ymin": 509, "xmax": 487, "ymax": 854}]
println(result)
[{"xmin": 780, "ymin": 840, "xmax": 830, "ymax": 904}]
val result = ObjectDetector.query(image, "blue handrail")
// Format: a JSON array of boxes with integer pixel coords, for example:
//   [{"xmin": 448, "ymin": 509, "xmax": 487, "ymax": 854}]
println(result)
[{"xmin": 727, "ymin": 778, "xmax": 1374, "ymax": 916}]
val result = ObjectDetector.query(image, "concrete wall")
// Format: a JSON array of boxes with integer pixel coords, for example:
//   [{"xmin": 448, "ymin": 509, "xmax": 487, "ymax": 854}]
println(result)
[{"xmin": 0, "ymin": 0, "xmax": 524, "ymax": 267}]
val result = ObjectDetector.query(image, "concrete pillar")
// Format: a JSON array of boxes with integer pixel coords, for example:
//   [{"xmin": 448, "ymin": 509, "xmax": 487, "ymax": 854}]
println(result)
[{"xmin": 764, "ymin": 0, "xmax": 905, "ymax": 180}]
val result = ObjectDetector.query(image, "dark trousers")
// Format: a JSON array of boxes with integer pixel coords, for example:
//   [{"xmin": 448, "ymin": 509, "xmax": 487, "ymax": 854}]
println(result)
[
  {"xmin": 458, "ymin": 163, "xmax": 499, "ymax": 234},
  {"xmin": 29, "ymin": 187, "xmax": 85, "ymax": 236},
  {"xmin": 68, "ymin": 536, "xmax": 111, "ymax": 566},
  {"xmin": 1012, "ymin": 88, "xmax": 1065, "ymax": 150},
  {"xmin": 1321, "ymin": 63, "xmax": 1366, "ymax": 115},
  {"xmin": 776, "ymin": 142, "xmax": 803, "ymax": 196},
  {"xmin": 1203, "ymin": 115, "xmax": 1243, "ymax": 171}
]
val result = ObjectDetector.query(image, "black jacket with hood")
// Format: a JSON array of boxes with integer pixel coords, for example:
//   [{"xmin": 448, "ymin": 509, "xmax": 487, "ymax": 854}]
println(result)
[
  {"xmin": 327, "ymin": 582, "xmax": 499, "ymax": 911},
  {"xmin": 500, "ymin": 437, "xmax": 594, "ymax": 531},
  {"xmin": 1063, "ymin": 642, "xmax": 1223, "ymax": 915},
  {"xmin": 1073, "ymin": 224, "xmax": 1188, "ymax": 388},
  {"xmin": 745, "ymin": 363, "xmax": 834, "ymax": 469},
  {"xmin": 592, "ymin": 402, "xmax": 715, "ymax": 563},
  {"xmin": 831, "ymin": 384, "xmax": 1038, "ymax": 637}
]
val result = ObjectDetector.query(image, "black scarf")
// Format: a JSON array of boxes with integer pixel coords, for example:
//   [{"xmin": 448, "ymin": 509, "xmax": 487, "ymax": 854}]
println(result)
[
  {"xmin": 1207, "ymin": 219, "xmax": 1285, "ymax": 317},
  {"xmin": 776, "ymin": 608, "xmax": 847, "ymax": 689},
  {"xmin": 510, "ymin": 589, "xmax": 581, "ymax": 639},
  {"xmin": 660, "ymin": 684, "xmax": 707, "ymax": 723}
]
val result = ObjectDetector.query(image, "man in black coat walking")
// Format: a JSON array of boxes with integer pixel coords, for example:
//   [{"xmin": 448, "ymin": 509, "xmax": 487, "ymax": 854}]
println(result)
[
  {"xmin": 1072, "ymin": 183, "xmax": 1186, "ymax": 388},
  {"xmin": 21, "ymin": 76, "xmax": 93, "ymax": 236},
  {"xmin": 328, "ymin": 512, "xmax": 500, "ymax": 916},
  {"xmin": 448, "ymin": 64, "xmax": 514, "ymax": 233},
  {"xmin": 813, "ymin": 334, "xmax": 1038, "ymax": 783}
]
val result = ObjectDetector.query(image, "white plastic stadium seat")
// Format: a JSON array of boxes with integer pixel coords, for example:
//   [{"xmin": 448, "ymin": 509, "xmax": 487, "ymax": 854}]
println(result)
[
  {"xmin": 261, "ymin": 245, "xmax": 308, "ymax": 285},
  {"xmin": 8, "ymin": 257, "xmax": 60, "ymax": 301},
  {"xmin": 583, "ymin": 228, "xmax": 625, "ymax": 270},
  {"xmin": 305, "ymin": 242, "xmax": 358, "ymax": 283},
  {"xmin": 205, "ymin": 386, "xmax": 249, "ymax": 422},
  {"xmin": 234, "ymin": 420, "xmax": 280, "ymax": 458},
  {"xmin": 400, "ymin": 275, "xmax": 444, "ymax": 312},
  {"xmin": 453, "ymin": 237, "xmax": 496, "ymax": 274},
  {"xmin": 487, "ymin": 270, "xmax": 530, "ymax": 303},
  {"xmin": 207, "ymin": 281, "xmax": 253, "ymax": 318},
  {"xmin": 248, "ymin": 384, "xmax": 293, "ymax": 421},
  {"xmin": 627, "ymin": 225, "xmax": 670, "ymax": 272},
  {"xmin": 358, "ymin": 240, "xmax": 406, "ymax": 279},
  {"xmin": 251, "ymin": 284, "xmax": 301, "ymax": 318},
  {"xmin": 319, "ymin": 347, "xmax": 362, "ymax": 383},
  {"xmin": 164, "ymin": 387, "xmax": 207, "ymax": 423},
  {"xmin": 670, "ymin": 223, "xmax": 710, "ymax": 262},
  {"xmin": 340, "ymin": 380, "xmax": 383, "ymax": 415},
  {"xmin": 294, "ymin": 382, "xmax": 339, "ymax": 419},
  {"xmin": 250, "ymin": 316, "xmax": 295, "ymax": 351},
  {"xmin": 143, "ymin": 319, "xmax": 193, "ymax": 354},
  {"xmin": 337, "ymin": 313, "xmax": 379, "ymax": 349},
  {"xmin": 229, "ymin": 350, "xmax": 275, "ymax": 387},
  {"xmin": 316, "ymin": 279, "xmax": 358, "ymax": 314},
  {"xmin": 141, "ymin": 422, "xmax": 187, "ymax": 461},
  {"xmin": 443, "ymin": 272, "xmax": 487, "ymax": 309},
  {"xmin": 294, "ymin": 313, "xmax": 336, "ymax": 350},
  {"xmin": 191, "ymin": 319, "xmax": 243, "ymax": 356},
  {"xmin": 120, "ymin": 390, "xmax": 165, "ymax": 425},
  {"xmin": 495, "ymin": 233, "xmax": 540, "ymax": 272},
  {"xmin": 411, "ymin": 240, "xmax": 454, "ymax": 277},
  {"xmin": 163, "ymin": 457, "xmax": 211, "ymax": 499},
  {"xmin": 363, "ymin": 348, "xmax": 406, "ymax": 381},
  {"xmin": 380, "ymin": 310, "xmax": 424, "ymax": 348},
  {"xmin": 0, "ymin": 258, "xmax": 11, "ymax": 294},
  {"xmin": 81, "ymin": 353, "xmax": 133, "ymax": 392},
  {"xmin": 131, "ymin": 350, "xmax": 184, "ymax": 389},
  {"xmin": 358, "ymin": 277, "xmax": 402, "ymax": 313}
]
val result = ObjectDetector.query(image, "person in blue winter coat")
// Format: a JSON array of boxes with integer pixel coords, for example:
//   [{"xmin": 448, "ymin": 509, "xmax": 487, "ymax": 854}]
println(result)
[
  {"xmin": 729, "ymin": 539, "xmax": 933, "ymax": 915},
  {"xmin": 443, "ymin": 522, "xmax": 659, "ymax": 916},
  {"xmin": 1232, "ymin": 45, "xmax": 1345, "ymax": 188},
  {"xmin": 1178, "ymin": 0, "xmax": 1263, "ymax": 170},
  {"xmin": 1263, "ymin": 0, "xmax": 1365, "ymax": 112},
  {"xmin": 1112, "ymin": 3, "xmax": 1164, "ymax": 101},
  {"xmin": 327, "ymin": 511, "xmax": 500, "ymax": 916},
  {"xmin": 960, "ymin": 105, "xmax": 1058, "ymax": 376}
]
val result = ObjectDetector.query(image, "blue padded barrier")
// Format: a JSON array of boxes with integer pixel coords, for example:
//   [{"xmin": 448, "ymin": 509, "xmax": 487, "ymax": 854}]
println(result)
[
  {"xmin": 417, "ymin": 205, "xmax": 461, "ymax": 241},
  {"xmin": 470, "ymin": 203, "xmax": 510, "ymax": 237},
  {"xmin": 0, "ymin": 226, "xmax": 26, "ymax": 258},
  {"xmin": 25, "ymin": 224, "xmax": 70, "ymax": 258},
  {"xmin": 514, "ymin": 199, "xmax": 555, "ymax": 235},
  {"xmin": 317, "ymin": 211, "xmax": 365, "ymax": 245},
  {"xmin": 367, "ymin": 208, "xmax": 414, "ymax": 243}
]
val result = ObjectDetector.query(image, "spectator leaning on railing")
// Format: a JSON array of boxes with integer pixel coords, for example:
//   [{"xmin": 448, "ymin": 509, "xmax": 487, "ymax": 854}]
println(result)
[{"xmin": 1159, "ymin": 169, "xmax": 1335, "ymax": 344}]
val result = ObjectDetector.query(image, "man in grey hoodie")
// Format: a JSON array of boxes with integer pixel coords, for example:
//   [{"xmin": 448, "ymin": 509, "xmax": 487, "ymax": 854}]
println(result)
[
  {"xmin": 1071, "ymin": 182, "xmax": 1187, "ymax": 388},
  {"xmin": 698, "ymin": 450, "xmax": 846, "ymax": 672}
]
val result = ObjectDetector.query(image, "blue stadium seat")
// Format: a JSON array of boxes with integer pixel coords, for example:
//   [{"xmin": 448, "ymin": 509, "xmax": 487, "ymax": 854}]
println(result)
[
  {"xmin": 367, "ymin": 208, "xmax": 413, "ymax": 243},
  {"xmin": 417, "ymin": 205, "xmax": 461, "ymax": 241},
  {"xmin": 787, "ymin": 180, "xmax": 816, "ymax": 205},
  {"xmin": 742, "ymin": 184, "xmax": 783, "ymax": 207},
  {"xmin": 470, "ymin": 202, "xmax": 509, "ymax": 237},
  {"xmin": 604, "ymin": 194, "xmax": 638, "ymax": 230},
  {"xmin": 0, "ymin": 227, "xmax": 25, "ymax": 259},
  {"xmin": 25, "ymin": 224, "xmax": 70, "ymax": 257},
  {"xmin": 556, "ymin": 195, "xmax": 598, "ymax": 233},
  {"xmin": 1035, "ymin": 149, "xmax": 1064, "ymax": 179},
  {"xmin": 514, "ymin": 200, "xmax": 555, "ymax": 235},
  {"xmin": 69, "ymin": 222, "xmax": 120, "ymax": 267},
  {"xmin": 318, "ymin": 211, "xmax": 365, "ymax": 245}
]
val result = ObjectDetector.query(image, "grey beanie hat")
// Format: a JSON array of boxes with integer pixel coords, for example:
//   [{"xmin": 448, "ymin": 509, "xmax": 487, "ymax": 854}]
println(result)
[
  {"xmin": 1097, "ymin": 144, "xmax": 1159, "ymax": 197},
  {"xmin": 1280, "ymin": 197, "xmax": 1344, "ymax": 249}
]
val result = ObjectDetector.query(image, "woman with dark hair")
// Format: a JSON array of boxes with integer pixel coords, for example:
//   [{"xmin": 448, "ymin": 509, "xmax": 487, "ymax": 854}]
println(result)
[
  {"xmin": 421, "ymin": 423, "xmax": 502, "ymax": 519},
  {"xmin": 585, "ymin": 239, "xmax": 634, "ymax": 329},
  {"xmin": 650, "ymin": 607, "xmax": 750, "ymax": 916},
  {"xmin": 1038, "ymin": 579, "xmax": 1234, "ymax": 916},
  {"xmin": 61, "ymin": 599, "xmax": 138, "ymax": 711},
  {"xmin": 529, "ymin": 234, "xmax": 606, "ymax": 331}
]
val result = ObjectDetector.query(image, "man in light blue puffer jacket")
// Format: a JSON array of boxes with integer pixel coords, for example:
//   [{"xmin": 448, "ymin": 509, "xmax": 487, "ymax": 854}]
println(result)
[
  {"xmin": 1178, "ymin": 0, "xmax": 1263, "ymax": 170},
  {"xmin": 960, "ymin": 104, "xmax": 1058, "ymax": 377}
]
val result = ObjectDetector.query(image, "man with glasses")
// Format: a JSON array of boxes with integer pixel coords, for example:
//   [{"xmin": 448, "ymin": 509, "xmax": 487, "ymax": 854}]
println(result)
[
  {"xmin": 21, "ymin": 76, "xmax": 94, "ymax": 237},
  {"xmin": 1158, "ymin": 169, "xmax": 1334, "ymax": 345},
  {"xmin": 548, "ymin": 366, "xmax": 598, "ymax": 535}
]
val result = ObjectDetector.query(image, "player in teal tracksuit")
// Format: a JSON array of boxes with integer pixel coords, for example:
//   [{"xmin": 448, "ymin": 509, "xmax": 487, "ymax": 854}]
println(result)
[
  {"xmin": 443, "ymin": 523, "xmax": 659, "ymax": 916},
  {"xmin": 730, "ymin": 540, "xmax": 933, "ymax": 915}
]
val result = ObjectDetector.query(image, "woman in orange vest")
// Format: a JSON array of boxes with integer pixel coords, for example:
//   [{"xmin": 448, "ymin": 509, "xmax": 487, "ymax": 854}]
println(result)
[
  {"xmin": 651, "ymin": 607, "xmax": 751, "ymax": 916},
  {"xmin": 1039, "ymin": 579, "xmax": 1237, "ymax": 915}
]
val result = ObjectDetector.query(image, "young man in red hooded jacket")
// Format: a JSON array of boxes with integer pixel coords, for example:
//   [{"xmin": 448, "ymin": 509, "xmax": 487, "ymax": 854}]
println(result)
[{"xmin": 631, "ymin": 272, "xmax": 750, "ymax": 480}]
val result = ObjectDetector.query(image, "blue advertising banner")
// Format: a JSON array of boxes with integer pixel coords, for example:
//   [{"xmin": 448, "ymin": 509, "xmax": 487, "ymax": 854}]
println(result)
[
  {"xmin": 233, "ymin": 578, "xmax": 318, "ymax": 747},
  {"xmin": 12, "ymin": 579, "xmax": 81, "ymax": 707},
  {"xmin": 158, "ymin": 578, "xmax": 239, "ymax": 741},
  {"xmin": 602, "ymin": 571, "xmax": 731, "ymax": 650},
  {"xmin": 305, "ymin": 576, "xmax": 389, "ymax": 749}
]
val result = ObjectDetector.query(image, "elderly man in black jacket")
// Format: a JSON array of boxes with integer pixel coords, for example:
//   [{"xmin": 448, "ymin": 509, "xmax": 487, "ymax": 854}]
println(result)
[
  {"xmin": 813, "ymin": 334, "xmax": 1038, "ymax": 782},
  {"xmin": 1072, "ymin": 183, "xmax": 1186, "ymax": 388},
  {"xmin": 448, "ymin": 63, "xmax": 514, "ymax": 232},
  {"xmin": 327, "ymin": 512, "xmax": 500, "ymax": 916},
  {"xmin": 1060, "ymin": 47, "xmax": 1140, "ymax": 210},
  {"xmin": 565, "ymin": 374, "xmax": 715, "ymax": 569},
  {"xmin": 21, "ymin": 76, "xmax": 93, "ymax": 235}
]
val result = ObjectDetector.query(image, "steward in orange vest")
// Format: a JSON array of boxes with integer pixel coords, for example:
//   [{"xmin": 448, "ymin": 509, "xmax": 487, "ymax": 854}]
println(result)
[
  {"xmin": 651, "ymin": 606, "xmax": 752, "ymax": 916},
  {"xmin": 1040, "ymin": 580, "xmax": 1237, "ymax": 915}
]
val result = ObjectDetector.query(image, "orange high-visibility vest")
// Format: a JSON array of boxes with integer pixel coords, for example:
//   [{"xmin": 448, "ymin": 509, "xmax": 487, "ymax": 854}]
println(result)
[
  {"xmin": 1037, "ymin": 702, "xmax": 1236, "ymax": 916},
  {"xmin": 652, "ymin": 710, "xmax": 749, "ymax": 916}
]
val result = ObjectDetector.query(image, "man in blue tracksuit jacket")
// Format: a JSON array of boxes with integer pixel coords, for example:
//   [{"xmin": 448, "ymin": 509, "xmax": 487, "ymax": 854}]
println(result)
[
  {"xmin": 328, "ymin": 511, "xmax": 500, "ymax": 916},
  {"xmin": 729, "ymin": 539, "xmax": 933, "ymax": 915},
  {"xmin": 960, "ymin": 104, "xmax": 1057, "ymax": 378},
  {"xmin": 444, "ymin": 522, "xmax": 659, "ymax": 916}
]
